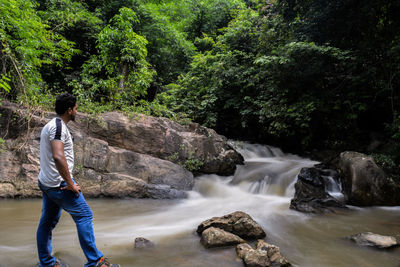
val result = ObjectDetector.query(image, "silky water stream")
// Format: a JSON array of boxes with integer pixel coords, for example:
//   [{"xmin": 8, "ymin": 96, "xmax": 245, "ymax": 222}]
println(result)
[{"xmin": 1, "ymin": 143, "xmax": 400, "ymax": 267}]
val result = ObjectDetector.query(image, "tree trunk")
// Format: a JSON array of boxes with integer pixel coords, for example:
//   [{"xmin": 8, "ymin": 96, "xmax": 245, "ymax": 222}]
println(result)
[{"xmin": 118, "ymin": 62, "xmax": 129, "ymax": 92}]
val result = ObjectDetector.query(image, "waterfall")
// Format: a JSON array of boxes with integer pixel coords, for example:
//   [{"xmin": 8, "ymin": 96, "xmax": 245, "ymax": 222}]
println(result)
[{"xmin": 197, "ymin": 142, "xmax": 319, "ymax": 198}]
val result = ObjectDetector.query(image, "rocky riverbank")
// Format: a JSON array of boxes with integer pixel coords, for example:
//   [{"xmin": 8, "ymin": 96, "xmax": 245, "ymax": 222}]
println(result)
[
  {"xmin": 290, "ymin": 151, "xmax": 400, "ymax": 213},
  {"xmin": 0, "ymin": 101, "xmax": 243, "ymax": 198}
]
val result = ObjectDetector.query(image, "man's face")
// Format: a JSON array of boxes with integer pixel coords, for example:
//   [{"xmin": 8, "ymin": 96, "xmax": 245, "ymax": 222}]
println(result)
[{"xmin": 70, "ymin": 104, "xmax": 78, "ymax": 121}]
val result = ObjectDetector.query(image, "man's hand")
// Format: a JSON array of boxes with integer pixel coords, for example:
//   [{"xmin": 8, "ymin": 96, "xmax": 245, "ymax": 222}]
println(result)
[
  {"xmin": 51, "ymin": 140, "xmax": 81, "ymax": 197},
  {"xmin": 61, "ymin": 183, "xmax": 81, "ymax": 197}
]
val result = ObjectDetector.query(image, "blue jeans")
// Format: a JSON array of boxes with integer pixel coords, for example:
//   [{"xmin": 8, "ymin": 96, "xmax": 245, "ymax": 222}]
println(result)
[{"xmin": 37, "ymin": 181, "xmax": 103, "ymax": 267}]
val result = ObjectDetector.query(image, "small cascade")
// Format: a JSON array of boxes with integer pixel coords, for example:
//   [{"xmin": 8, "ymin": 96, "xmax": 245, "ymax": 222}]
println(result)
[
  {"xmin": 324, "ymin": 175, "xmax": 344, "ymax": 201},
  {"xmin": 227, "ymin": 142, "xmax": 319, "ymax": 197}
]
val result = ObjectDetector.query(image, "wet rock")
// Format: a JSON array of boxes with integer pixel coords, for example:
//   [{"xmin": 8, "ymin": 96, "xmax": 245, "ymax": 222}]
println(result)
[
  {"xmin": 98, "ymin": 173, "xmax": 188, "ymax": 199},
  {"xmin": 338, "ymin": 151, "xmax": 400, "ymax": 206},
  {"xmin": 347, "ymin": 232, "xmax": 400, "ymax": 249},
  {"xmin": 236, "ymin": 240, "xmax": 291, "ymax": 267},
  {"xmin": 200, "ymin": 227, "xmax": 246, "ymax": 248},
  {"xmin": 255, "ymin": 240, "xmax": 291, "ymax": 266},
  {"xmin": 146, "ymin": 184, "xmax": 187, "ymax": 199},
  {"xmin": 197, "ymin": 211, "xmax": 266, "ymax": 239},
  {"xmin": 290, "ymin": 166, "xmax": 347, "ymax": 213},
  {"xmin": 236, "ymin": 243, "xmax": 253, "ymax": 259},
  {"xmin": 243, "ymin": 249, "xmax": 269, "ymax": 267},
  {"xmin": 134, "ymin": 237, "xmax": 155, "ymax": 248}
]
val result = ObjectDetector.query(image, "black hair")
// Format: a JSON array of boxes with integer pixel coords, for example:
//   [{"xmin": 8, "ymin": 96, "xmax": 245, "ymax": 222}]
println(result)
[{"xmin": 55, "ymin": 93, "xmax": 77, "ymax": 115}]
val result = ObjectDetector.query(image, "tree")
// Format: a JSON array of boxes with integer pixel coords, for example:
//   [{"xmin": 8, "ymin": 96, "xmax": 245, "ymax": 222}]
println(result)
[
  {"xmin": 0, "ymin": 0, "xmax": 78, "ymax": 103},
  {"xmin": 36, "ymin": 0, "xmax": 102, "ymax": 92},
  {"xmin": 75, "ymin": 7, "xmax": 154, "ymax": 106},
  {"xmin": 160, "ymin": 6, "xmax": 355, "ymax": 150}
]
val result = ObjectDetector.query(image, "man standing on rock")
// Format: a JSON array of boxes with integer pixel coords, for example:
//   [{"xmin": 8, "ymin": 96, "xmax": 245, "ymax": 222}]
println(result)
[{"xmin": 36, "ymin": 93, "xmax": 119, "ymax": 267}]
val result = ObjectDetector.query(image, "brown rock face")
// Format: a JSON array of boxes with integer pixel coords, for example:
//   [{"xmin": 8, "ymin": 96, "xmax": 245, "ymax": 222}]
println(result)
[
  {"xmin": 197, "ymin": 211, "xmax": 266, "ymax": 239},
  {"xmin": 0, "ymin": 101, "xmax": 242, "ymax": 198},
  {"xmin": 0, "ymin": 139, "xmax": 41, "ymax": 197},
  {"xmin": 200, "ymin": 227, "xmax": 246, "ymax": 248},
  {"xmin": 338, "ymin": 151, "xmax": 400, "ymax": 206},
  {"xmin": 79, "ymin": 111, "xmax": 243, "ymax": 175}
]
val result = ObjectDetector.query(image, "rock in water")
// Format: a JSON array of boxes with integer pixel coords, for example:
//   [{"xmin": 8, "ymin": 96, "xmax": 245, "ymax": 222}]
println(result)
[
  {"xmin": 197, "ymin": 211, "xmax": 266, "ymax": 239},
  {"xmin": 347, "ymin": 232, "xmax": 399, "ymax": 249},
  {"xmin": 290, "ymin": 166, "xmax": 347, "ymax": 213},
  {"xmin": 338, "ymin": 151, "xmax": 400, "ymax": 206},
  {"xmin": 236, "ymin": 243, "xmax": 253, "ymax": 259},
  {"xmin": 200, "ymin": 227, "xmax": 246, "ymax": 248},
  {"xmin": 134, "ymin": 237, "xmax": 155, "ymax": 248},
  {"xmin": 243, "ymin": 249, "xmax": 270, "ymax": 267},
  {"xmin": 255, "ymin": 240, "xmax": 291, "ymax": 266},
  {"xmin": 236, "ymin": 240, "xmax": 291, "ymax": 267}
]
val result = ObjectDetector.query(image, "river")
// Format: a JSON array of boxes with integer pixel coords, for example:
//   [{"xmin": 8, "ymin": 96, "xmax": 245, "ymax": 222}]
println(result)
[{"xmin": 1, "ymin": 143, "xmax": 400, "ymax": 266}]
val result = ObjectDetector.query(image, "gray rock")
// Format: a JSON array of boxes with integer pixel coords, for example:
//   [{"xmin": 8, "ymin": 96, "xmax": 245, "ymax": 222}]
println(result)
[
  {"xmin": 290, "ymin": 166, "xmax": 347, "ymax": 213},
  {"xmin": 146, "ymin": 184, "xmax": 188, "ymax": 199},
  {"xmin": 255, "ymin": 240, "xmax": 291, "ymax": 266},
  {"xmin": 134, "ymin": 237, "xmax": 155, "ymax": 248},
  {"xmin": 100, "ymin": 173, "xmax": 148, "ymax": 198},
  {"xmin": 338, "ymin": 151, "xmax": 400, "ymax": 206},
  {"xmin": 348, "ymin": 232, "xmax": 400, "ymax": 249},
  {"xmin": 197, "ymin": 211, "xmax": 266, "ymax": 239},
  {"xmin": 236, "ymin": 243, "xmax": 253, "ymax": 259},
  {"xmin": 243, "ymin": 249, "xmax": 270, "ymax": 267},
  {"xmin": 200, "ymin": 227, "xmax": 246, "ymax": 248},
  {"xmin": 236, "ymin": 240, "xmax": 291, "ymax": 267},
  {"xmin": 105, "ymin": 146, "xmax": 193, "ymax": 190}
]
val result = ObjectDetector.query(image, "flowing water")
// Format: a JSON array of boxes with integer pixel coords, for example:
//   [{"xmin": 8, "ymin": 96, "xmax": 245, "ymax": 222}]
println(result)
[{"xmin": 1, "ymin": 143, "xmax": 400, "ymax": 267}]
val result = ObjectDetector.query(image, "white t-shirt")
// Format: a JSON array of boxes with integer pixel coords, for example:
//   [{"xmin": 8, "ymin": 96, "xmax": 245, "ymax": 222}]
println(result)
[{"xmin": 38, "ymin": 117, "xmax": 74, "ymax": 187}]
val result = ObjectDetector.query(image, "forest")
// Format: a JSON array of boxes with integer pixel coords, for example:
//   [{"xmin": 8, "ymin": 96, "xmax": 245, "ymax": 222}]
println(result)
[{"xmin": 0, "ymin": 0, "xmax": 399, "ymax": 178}]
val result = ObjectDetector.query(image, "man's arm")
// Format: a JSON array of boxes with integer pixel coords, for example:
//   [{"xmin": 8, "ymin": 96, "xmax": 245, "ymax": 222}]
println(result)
[{"xmin": 51, "ymin": 140, "xmax": 81, "ymax": 196}]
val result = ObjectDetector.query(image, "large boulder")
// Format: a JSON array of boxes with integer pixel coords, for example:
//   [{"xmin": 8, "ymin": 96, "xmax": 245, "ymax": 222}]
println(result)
[
  {"xmin": 197, "ymin": 211, "xmax": 266, "ymax": 239},
  {"xmin": 236, "ymin": 240, "xmax": 291, "ymax": 267},
  {"xmin": 0, "ymin": 138, "xmax": 41, "ymax": 197},
  {"xmin": 347, "ymin": 232, "xmax": 400, "ymax": 249},
  {"xmin": 0, "ymin": 101, "xmax": 243, "ymax": 198},
  {"xmin": 78, "ymin": 111, "xmax": 243, "ymax": 175},
  {"xmin": 338, "ymin": 151, "xmax": 400, "ymax": 206},
  {"xmin": 200, "ymin": 227, "xmax": 246, "ymax": 248},
  {"xmin": 290, "ymin": 166, "xmax": 347, "ymax": 213}
]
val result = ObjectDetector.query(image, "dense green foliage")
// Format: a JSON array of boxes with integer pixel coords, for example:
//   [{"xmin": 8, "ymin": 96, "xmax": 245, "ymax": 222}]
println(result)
[{"xmin": 0, "ymin": 0, "xmax": 399, "ymax": 168}]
